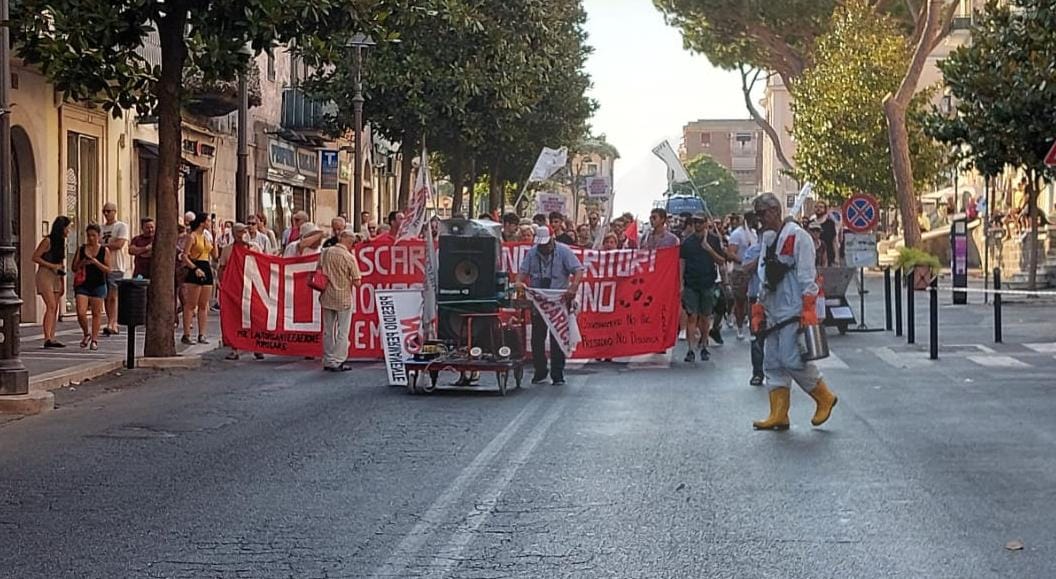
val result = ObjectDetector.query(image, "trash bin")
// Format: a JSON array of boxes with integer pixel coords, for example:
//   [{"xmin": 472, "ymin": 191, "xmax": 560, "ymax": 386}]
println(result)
[{"xmin": 116, "ymin": 278, "xmax": 150, "ymax": 327}]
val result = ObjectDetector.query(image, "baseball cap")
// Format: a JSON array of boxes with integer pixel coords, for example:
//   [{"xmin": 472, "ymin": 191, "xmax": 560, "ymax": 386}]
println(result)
[
  {"xmin": 692, "ymin": 211, "xmax": 708, "ymax": 221},
  {"xmin": 533, "ymin": 226, "xmax": 552, "ymax": 245}
]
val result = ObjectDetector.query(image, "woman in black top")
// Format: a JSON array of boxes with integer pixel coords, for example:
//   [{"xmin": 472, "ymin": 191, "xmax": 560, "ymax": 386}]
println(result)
[
  {"xmin": 71, "ymin": 224, "xmax": 112, "ymax": 350},
  {"xmin": 32, "ymin": 216, "xmax": 72, "ymax": 348}
]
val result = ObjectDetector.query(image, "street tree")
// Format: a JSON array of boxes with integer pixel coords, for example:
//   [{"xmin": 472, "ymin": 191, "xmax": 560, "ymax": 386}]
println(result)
[
  {"xmin": 927, "ymin": 0, "xmax": 1056, "ymax": 289},
  {"xmin": 671, "ymin": 154, "xmax": 742, "ymax": 217},
  {"xmin": 792, "ymin": 0, "xmax": 945, "ymax": 206},
  {"xmin": 13, "ymin": 0, "xmax": 396, "ymax": 356}
]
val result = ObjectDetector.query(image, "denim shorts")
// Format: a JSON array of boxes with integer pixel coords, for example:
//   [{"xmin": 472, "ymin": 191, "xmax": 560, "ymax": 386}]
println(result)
[{"xmin": 74, "ymin": 284, "xmax": 108, "ymax": 299}]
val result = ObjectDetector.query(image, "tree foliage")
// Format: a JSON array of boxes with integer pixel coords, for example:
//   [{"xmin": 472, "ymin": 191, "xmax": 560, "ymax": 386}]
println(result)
[
  {"xmin": 311, "ymin": 0, "xmax": 596, "ymax": 213},
  {"xmin": 791, "ymin": 0, "xmax": 945, "ymax": 205},
  {"xmin": 12, "ymin": 0, "xmax": 397, "ymax": 356},
  {"xmin": 927, "ymin": 0, "xmax": 1056, "ymax": 287},
  {"xmin": 671, "ymin": 154, "xmax": 743, "ymax": 216}
]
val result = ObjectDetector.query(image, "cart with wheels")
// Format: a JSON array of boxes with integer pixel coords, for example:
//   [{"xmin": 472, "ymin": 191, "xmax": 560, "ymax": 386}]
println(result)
[{"xmin": 405, "ymin": 358, "xmax": 524, "ymax": 396}]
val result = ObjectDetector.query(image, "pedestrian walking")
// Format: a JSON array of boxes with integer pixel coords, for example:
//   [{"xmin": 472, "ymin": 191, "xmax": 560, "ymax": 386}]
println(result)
[
  {"xmin": 181, "ymin": 213, "xmax": 218, "ymax": 345},
  {"xmin": 726, "ymin": 212, "xmax": 758, "ymax": 340},
  {"xmin": 100, "ymin": 202, "xmax": 129, "ymax": 336},
  {"xmin": 751, "ymin": 193, "xmax": 838, "ymax": 431},
  {"xmin": 129, "ymin": 218, "xmax": 155, "ymax": 279},
  {"xmin": 680, "ymin": 213, "xmax": 724, "ymax": 362},
  {"xmin": 517, "ymin": 226, "xmax": 585, "ymax": 386},
  {"xmin": 318, "ymin": 231, "xmax": 363, "ymax": 371},
  {"xmin": 32, "ymin": 216, "xmax": 71, "ymax": 348},
  {"xmin": 641, "ymin": 208, "xmax": 680, "ymax": 250},
  {"xmin": 72, "ymin": 224, "xmax": 112, "ymax": 351}
]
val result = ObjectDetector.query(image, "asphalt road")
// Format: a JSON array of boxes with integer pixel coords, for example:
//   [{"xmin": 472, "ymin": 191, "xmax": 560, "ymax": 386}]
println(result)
[{"xmin": 2, "ymin": 315, "xmax": 1055, "ymax": 578}]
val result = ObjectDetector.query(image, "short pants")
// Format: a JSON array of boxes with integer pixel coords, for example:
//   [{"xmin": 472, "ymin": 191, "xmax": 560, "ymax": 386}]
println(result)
[{"xmin": 682, "ymin": 285, "xmax": 716, "ymax": 316}]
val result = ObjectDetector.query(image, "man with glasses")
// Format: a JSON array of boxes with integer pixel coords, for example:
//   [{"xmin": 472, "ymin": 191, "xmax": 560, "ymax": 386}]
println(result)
[
  {"xmin": 100, "ymin": 202, "xmax": 129, "ymax": 336},
  {"xmin": 245, "ymin": 217, "xmax": 274, "ymax": 255},
  {"xmin": 641, "ymin": 208, "xmax": 680, "ymax": 250},
  {"xmin": 680, "ymin": 212, "xmax": 725, "ymax": 362},
  {"xmin": 751, "ymin": 193, "xmax": 838, "ymax": 431}
]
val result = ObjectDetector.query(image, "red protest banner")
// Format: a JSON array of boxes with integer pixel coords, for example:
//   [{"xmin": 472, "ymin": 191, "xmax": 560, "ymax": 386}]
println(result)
[
  {"xmin": 220, "ymin": 240, "xmax": 426, "ymax": 358},
  {"xmin": 222, "ymin": 242, "xmax": 679, "ymax": 360}
]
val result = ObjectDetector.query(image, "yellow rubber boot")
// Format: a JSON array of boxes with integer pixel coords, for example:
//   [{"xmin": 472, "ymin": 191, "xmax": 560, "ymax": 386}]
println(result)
[
  {"xmin": 809, "ymin": 380, "xmax": 838, "ymax": 426},
  {"xmin": 753, "ymin": 388, "xmax": 790, "ymax": 431}
]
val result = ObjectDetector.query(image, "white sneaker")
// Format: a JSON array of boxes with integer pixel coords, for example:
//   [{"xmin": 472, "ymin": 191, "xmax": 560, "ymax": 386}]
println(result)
[
  {"xmin": 736, "ymin": 327, "xmax": 745, "ymax": 340},
  {"xmin": 678, "ymin": 330, "xmax": 687, "ymax": 341}
]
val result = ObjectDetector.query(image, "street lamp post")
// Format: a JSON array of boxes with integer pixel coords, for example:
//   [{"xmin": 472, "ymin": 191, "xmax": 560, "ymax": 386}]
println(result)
[
  {"xmin": 0, "ymin": 0, "xmax": 28, "ymax": 395},
  {"xmin": 348, "ymin": 33, "xmax": 375, "ymax": 233},
  {"xmin": 235, "ymin": 45, "xmax": 252, "ymax": 222}
]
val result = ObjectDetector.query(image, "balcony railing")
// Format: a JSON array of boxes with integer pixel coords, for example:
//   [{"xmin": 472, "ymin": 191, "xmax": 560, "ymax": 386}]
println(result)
[
  {"xmin": 951, "ymin": 15, "xmax": 974, "ymax": 31},
  {"xmin": 281, "ymin": 88, "xmax": 335, "ymax": 133}
]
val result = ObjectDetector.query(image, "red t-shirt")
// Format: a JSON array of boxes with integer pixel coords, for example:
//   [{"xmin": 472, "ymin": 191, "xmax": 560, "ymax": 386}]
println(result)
[{"xmin": 130, "ymin": 234, "xmax": 153, "ymax": 278}]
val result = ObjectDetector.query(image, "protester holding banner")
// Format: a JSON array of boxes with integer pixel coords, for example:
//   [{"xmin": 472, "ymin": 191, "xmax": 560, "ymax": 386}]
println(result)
[
  {"xmin": 550, "ymin": 212, "xmax": 575, "ymax": 245},
  {"xmin": 751, "ymin": 193, "xmax": 838, "ymax": 431},
  {"xmin": 220, "ymin": 224, "xmax": 264, "ymax": 361},
  {"xmin": 501, "ymin": 213, "xmax": 523, "ymax": 242},
  {"xmin": 517, "ymin": 227, "xmax": 585, "ymax": 386},
  {"xmin": 319, "ymin": 230, "xmax": 363, "ymax": 372},
  {"xmin": 641, "ymin": 208, "xmax": 680, "ymax": 250}
]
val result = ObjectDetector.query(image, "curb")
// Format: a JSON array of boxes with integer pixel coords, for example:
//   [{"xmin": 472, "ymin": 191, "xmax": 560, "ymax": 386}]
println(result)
[
  {"xmin": 27, "ymin": 342, "xmax": 219, "ymax": 393},
  {"xmin": 0, "ymin": 390, "xmax": 54, "ymax": 415}
]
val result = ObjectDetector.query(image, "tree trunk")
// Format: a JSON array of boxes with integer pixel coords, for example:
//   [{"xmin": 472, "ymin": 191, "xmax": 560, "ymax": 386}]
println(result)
[
  {"xmin": 144, "ymin": 6, "xmax": 188, "ymax": 358},
  {"xmin": 883, "ymin": 0, "xmax": 951, "ymax": 249},
  {"xmin": 1028, "ymin": 171, "xmax": 1039, "ymax": 290},
  {"xmin": 883, "ymin": 99, "xmax": 921, "ymax": 248},
  {"xmin": 740, "ymin": 65, "xmax": 794, "ymax": 172},
  {"xmin": 397, "ymin": 130, "xmax": 417, "ymax": 210},
  {"xmin": 488, "ymin": 159, "xmax": 503, "ymax": 215},
  {"xmin": 449, "ymin": 143, "xmax": 466, "ymax": 217}
]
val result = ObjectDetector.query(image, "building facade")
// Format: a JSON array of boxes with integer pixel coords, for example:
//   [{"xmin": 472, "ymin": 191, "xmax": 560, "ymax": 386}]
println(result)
[
  {"xmin": 13, "ymin": 43, "xmax": 401, "ymax": 324},
  {"xmin": 681, "ymin": 119, "xmax": 763, "ymax": 207}
]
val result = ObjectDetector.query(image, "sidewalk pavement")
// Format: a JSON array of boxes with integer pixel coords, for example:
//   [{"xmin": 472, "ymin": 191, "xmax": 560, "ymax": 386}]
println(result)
[{"xmin": 18, "ymin": 315, "xmax": 221, "ymax": 392}]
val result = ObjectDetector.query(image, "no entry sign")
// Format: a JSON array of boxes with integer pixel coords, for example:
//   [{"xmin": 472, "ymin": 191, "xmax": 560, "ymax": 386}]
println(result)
[{"xmin": 842, "ymin": 193, "xmax": 879, "ymax": 233}]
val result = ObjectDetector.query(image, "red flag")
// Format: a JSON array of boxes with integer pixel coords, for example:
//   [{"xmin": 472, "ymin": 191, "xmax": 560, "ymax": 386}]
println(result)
[{"xmin": 626, "ymin": 218, "xmax": 638, "ymax": 246}]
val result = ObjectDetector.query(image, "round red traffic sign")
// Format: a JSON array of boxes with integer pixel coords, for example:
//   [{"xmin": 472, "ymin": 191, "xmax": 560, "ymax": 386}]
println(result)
[{"xmin": 842, "ymin": 193, "xmax": 880, "ymax": 233}]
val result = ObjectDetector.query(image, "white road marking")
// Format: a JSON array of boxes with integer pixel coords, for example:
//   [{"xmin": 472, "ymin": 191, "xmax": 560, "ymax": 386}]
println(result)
[
  {"xmin": 966, "ymin": 355, "xmax": 1031, "ymax": 368},
  {"xmin": 370, "ymin": 397, "xmax": 546, "ymax": 579},
  {"xmin": 428, "ymin": 397, "xmax": 568, "ymax": 577},
  {"xmin": 814, "ymin": 351, "xmax": 849, "ymax": 369},
  {"xmin": 945, "ymin": 344, "xmax": 996, "ymax": 354},
  {"xmin": 1025, "ymin": 343, "xmax": 1056, "ymax": 354},
  {"xmin": 869, "ymin": 346, "xmax": 932, "ymax": 369}
]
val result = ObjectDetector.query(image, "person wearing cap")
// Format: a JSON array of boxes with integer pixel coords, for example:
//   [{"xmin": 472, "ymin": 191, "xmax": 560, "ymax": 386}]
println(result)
[
  {"xmin": 680, "ymin": 212, "xmax": 725, "ymax": 363},
  {"xmin": 517, "ymin": 226, "xmax": 585, "ymax": 386},
  {"xmin": 283, "ymin": 222, "xmax": 325, "ymax": 257},
  {"xmin": 750, "ymin": 193, "xmax": 837, "ymax": 431}
]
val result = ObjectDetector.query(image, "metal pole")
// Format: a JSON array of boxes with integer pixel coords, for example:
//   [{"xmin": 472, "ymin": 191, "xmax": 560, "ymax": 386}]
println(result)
[
  {"xmin": 352, "ymin": 46, "xmax": 364, "ymax": 233},
  {"xmin": 0, "ymin": 0, "xmax": 28, "ymax": 396},
  {"xmin": 929, "ymin": 279, "xmax": 938, "ymax": 360},
  {"xmin": 856, "ymin": 267, "xmax": 868, "ymax": 330},
  {"xmin": 906, "ymin": 273, "xmax": 915, "ymax": 345},
  {"xmin": 235, "ymin": 64, "xmax": 249, "ymax": 222},
  {"xmin": 884, "ymin": 267, "xmax": 893, "ymax": 331},
  {"xmin": 894, "ymin": 268, "xmax": 903, "ymax": 337},
  {"xmin": 983, "ymin": 176, "xmax": 991, "ymax": 304},
  {"xmin": 126, "ymin": 325, "xmax": 136, "ymax": 369},
  {"xmin": 993, "ymin": 267, "xmax": 1003, "ymax": 343}
]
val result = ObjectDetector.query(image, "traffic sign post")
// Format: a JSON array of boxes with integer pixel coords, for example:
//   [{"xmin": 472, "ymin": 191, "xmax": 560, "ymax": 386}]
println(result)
[{"xmin": 840, "ymin": 193, "xmax": 883, "ymax": 332}]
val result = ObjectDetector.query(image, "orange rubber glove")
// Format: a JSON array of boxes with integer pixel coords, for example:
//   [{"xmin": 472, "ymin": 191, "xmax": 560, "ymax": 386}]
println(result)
[
  {"xmin": 801, "ymin": 294, "xmax": 820, "ymax": 327},
  {"xmin": 750, "ymin": 303, "xmax": 765, "ymax": 334}
]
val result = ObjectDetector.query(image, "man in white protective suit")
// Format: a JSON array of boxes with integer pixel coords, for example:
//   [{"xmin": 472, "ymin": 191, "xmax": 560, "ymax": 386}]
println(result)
[{"xmin": 750, "ymin": 193, "xmax": 838, "ymax": 431}]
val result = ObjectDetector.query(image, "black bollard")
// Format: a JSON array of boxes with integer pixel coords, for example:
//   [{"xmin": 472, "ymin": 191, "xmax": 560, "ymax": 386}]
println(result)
[
  {"xmin": 884, "ymin": 267, "xmax": 893, "ymax": 331},
  {"xmin": 929, "ymin": 278, "xmax": 938, "ymax": 360},
  {"xmin": 907, "ymin": 272, "xmax": 915, "ymax": 345},
  {"xmin": 894, "ymin": 268, "xmax": 903, "ymax": 337},
  {"xmin": 126, "ymin": 324, "xmax": 136, "ymax": 369},
  {"xmin": 994, "ymin": 267, "xmax": 1003, "ymax": 343}
]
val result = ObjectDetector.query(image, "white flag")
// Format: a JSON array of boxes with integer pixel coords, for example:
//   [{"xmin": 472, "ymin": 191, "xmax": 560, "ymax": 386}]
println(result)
[
  {"xmin": 375, "ymin": 289, "xmax": 425, "ymax": 386},
  {"xmin": 397, "ymin": 149, "xmax": 431, "ymax": 241},
  {"xmin": 528, "ymin": 146, "xmax": 569, "ymax": 183},
  {"xmin": 651, "ymin": 140, "xmax": 691, "ymax": 184},
  {"xmin": 525, "ymin": 288, "xmax": 581, "ymax": 357},
  {"xmin": 789, "ymin": 182, "xmax": 814, "ymax": 217}
]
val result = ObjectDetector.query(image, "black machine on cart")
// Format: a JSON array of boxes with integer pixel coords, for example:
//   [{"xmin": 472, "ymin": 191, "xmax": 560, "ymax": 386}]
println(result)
[{"xmin": 406, "ymin": 218, "xmax": 529, "ymax": 396}]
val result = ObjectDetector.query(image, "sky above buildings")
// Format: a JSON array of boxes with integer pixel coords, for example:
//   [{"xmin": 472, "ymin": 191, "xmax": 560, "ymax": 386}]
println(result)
[{"xmin": 582, "ymin": 0, "xmax": 749, "ymax": 218}]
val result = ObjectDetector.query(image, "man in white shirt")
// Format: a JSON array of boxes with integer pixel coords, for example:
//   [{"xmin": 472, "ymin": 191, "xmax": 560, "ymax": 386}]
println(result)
[
  {"xmin": 726, "ymin": 212, "xmax": 759, "ymax": 340},
  {"xmin": 101, "ymin": 202, "xmax": 129, "ymax": 336},
  {"xmin": 245, "ymin": 215, "xmax": 274, "ymax": 254}
]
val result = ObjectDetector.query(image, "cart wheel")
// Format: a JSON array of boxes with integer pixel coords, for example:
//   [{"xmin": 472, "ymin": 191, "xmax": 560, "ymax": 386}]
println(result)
[
  {"xmin": 514, "ymin": 366, "xmax": 524, "ymax": 388},
  {"xmin": 837, "ymin": 323, "xmax": 848, "ymax": 336},
  {"xmin": 498, "ymin": 371, "xmax": 509, "ymax": 397},
  {"xmin": 423, "ymin": 370, "xmax": 439, "ymax": 393},
  {"xmin": 407, "ymin": 371, "xmax": 420, "ymax": 394}
]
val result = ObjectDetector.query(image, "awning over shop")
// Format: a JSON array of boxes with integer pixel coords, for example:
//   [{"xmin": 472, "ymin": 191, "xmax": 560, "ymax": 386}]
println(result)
[{"xmin": 134, "ymin": 139, "xmax": 210, "ymax": 168}]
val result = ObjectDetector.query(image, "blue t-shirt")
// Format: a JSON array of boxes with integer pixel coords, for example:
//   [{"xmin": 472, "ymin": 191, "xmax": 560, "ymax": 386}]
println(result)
[
  {"xmin": 519, "ymin": 244, "xmax": 584, "ymax": 290},
  {"xmin": 680, "ymin": 234, "xmax": 717, "ymax": 290}
]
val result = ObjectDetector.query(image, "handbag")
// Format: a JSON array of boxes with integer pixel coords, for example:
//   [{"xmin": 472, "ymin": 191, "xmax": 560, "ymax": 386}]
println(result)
[
  {"xmin": 73, "ymin": 246, "xmax": 87, "ymax": 286},
  {"xmin": 308, "ymin": 266, "xmax": 329, "ymax": 292}
]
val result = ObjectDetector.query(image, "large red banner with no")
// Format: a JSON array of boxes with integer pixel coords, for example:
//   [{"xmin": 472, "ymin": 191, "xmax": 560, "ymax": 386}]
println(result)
[{"xmin": 220, "ymin": 241, "xmax": 679, "ymax": 359}]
